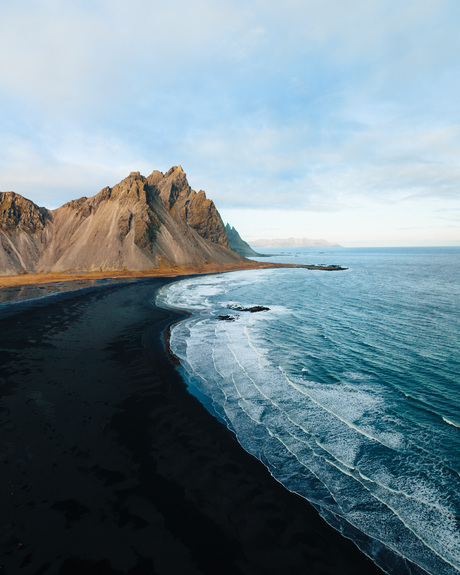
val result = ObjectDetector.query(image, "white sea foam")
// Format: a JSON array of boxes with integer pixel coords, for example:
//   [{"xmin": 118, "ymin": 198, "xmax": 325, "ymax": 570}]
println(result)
[
  {"xmin": 342, "ymin": 371, "xmax": 375, "ymax": 381},
  {"xmin": 443, "ymin": 417, "xmax": 460, "ymax": 429},
  {"xmin": 159, "ymin": 260, "xmax": 460, "ymax": 575},
  {"xmin": 178, "ymin": 320, "xmax": 460, "ymax": 571},
  {"xmin": 157, "ymin": 276, "xmax": 226, "ymax": 310}
]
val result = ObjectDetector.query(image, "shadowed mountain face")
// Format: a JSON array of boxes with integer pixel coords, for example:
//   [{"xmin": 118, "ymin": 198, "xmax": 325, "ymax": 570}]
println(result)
[
  {"xmin": 225, "ymin": 224, "xmax": 261, "ymax": 257},
  {"xmin": 0, "ymin": 167, "xmax": 244, "ymax": 275}
]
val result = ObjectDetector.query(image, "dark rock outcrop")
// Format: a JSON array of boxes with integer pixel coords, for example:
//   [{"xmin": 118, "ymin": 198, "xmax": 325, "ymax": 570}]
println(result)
[
  {"xmin": 0, "ymin": 192, "xmax": 51, "ymax": 232},
  {"xmin": 225, "ymin": 224, "xmax": 260, "ymax": 257},
  {"xmin": 152, "ymin": 166, "xmax": 229, "ymax": 247},
  {"xmin": 228, "ymin": 304, "xmax": 270, "ymax": 313},
  {"xmin": 0, "ymin": 167, "xmax": 245, "ymax": 275}
]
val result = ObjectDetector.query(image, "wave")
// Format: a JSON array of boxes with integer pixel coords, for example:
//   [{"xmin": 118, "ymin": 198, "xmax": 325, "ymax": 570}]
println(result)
[
  {"xmin": 157, "ymin": 261, "xmax": 460, "ymax": 575},
  {"xmin": 177, "ymin": 318, "xmax": 460, "ymax": 572},
  {"xmin": 443, "ymin": 417, "xmax": 460, "ymax": 429}
]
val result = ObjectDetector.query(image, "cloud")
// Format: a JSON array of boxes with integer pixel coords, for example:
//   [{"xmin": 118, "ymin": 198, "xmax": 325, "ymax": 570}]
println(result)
[
  {"xmin": 172, "ymin": 118, "xmax": 460, "ymax": 212},
  {"xmin": 0, "ymin": 0, "xmax": 459, "ymax": 243}
]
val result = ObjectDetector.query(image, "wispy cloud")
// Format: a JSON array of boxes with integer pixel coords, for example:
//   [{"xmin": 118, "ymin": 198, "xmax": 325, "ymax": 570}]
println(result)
[{"xmin": 0, "ymin": 0, "xmax": 459, "ymax": 244}]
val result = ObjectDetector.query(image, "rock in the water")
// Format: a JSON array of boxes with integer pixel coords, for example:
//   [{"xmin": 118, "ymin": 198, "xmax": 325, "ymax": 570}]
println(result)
[{"xmin": 227, "ymin": 304, "xmax": 270, "ymax": 313}]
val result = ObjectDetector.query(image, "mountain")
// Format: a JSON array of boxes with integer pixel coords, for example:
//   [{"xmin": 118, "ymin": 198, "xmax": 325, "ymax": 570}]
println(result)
[
  {"xmin": 250, "ymin": 237, "xmax": 341, "ymax": 249},
  {"xmin": 225, "ymin": 224, "xmax": 261, "ymax": 257},
  {"xmin": 0, "ymin": 166, "xmax": 245, "ymax": 276}
]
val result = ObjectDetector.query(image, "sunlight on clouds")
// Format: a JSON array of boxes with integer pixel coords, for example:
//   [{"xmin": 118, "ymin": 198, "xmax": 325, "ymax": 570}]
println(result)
[
  {"xmin": 0, "ymin": 133, "xmax": 139, "ymax": 206},
  {"xmin": 221, "ymin": 199, "xmax": 460, "ymax": 247},
  {"xmin": 0, "ymin": 0, "xmax": 459, "ymax": 244},
  {"xmin": 179, "ymin": 118, "xmax": 460, "ymax": 211}
]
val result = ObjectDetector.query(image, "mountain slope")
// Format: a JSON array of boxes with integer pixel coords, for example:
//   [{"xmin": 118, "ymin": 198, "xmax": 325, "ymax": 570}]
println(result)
[
  {"xmin": 0, "ymin": 167, "xmax": 245, "ymax": 275},
  {"xmin": 225, "ymin": 224, "xmax": 261, "ymax": 257},
  {"xmin": 0, "ymin": 193, "xmax": 52, "ymax": 275}
]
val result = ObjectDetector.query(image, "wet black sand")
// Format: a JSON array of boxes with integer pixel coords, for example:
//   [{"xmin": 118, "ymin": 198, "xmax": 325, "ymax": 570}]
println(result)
[{"xmin": 0, "ymin": 278, "xmax": 383, "ymax": 574}]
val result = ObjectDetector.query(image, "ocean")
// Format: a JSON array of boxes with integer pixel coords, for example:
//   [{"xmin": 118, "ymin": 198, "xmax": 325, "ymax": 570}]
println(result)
[{"xmin": 157, "ymin": 247, "xmax": 460, "ymax": 575}]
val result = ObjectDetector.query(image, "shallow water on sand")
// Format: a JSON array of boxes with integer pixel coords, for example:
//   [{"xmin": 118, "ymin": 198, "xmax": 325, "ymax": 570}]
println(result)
[
  {"xmin": 157, "ymin": 247, "xmax": 460, "ymax": 575},
  {"xmin": 0, "ymin": 277, "xmax": 137, "ymax": 306}
]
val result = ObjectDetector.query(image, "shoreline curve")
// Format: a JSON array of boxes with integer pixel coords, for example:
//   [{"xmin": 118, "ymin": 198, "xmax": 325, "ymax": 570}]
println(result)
[{"xmin": 0, "ymin": 276, "xmax": 377, "ymax": 574}]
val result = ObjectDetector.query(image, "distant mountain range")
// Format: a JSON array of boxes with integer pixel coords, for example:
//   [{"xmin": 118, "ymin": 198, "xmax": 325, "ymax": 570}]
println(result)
[
  {"xmin": 0, "ymin": 167, "xmax": 343, "ymax": 276},
  {"xmin": 0, "ymin": 167, "xmax": 245, "ymax": 276},
  {"xmin": 250, "ymin": 238, "xmax": 341, "ymax": 249}
]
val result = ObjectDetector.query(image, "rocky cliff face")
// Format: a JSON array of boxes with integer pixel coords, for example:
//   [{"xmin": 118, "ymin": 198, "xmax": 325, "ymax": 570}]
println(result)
[
  {"xmin": 0, "ymin": 167, "xmax": 244, "ymax": 275},
  {"xmin": 150, "ymin": 166, "xmax": 228, "ymax": 246},
  {"xmin": 0, "ymin": 192, "xmax": 51, "ymax": 232},
  {"xmin": 225, "ymin": 224, "xmax": 261, "ymax": 257},
  {"xmin": 0, "ymin": 193, "xmax": 52, "ymax": 275}
]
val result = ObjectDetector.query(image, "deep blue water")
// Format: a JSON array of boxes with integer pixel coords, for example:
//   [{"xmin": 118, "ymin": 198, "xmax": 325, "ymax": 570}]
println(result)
[{"xmin": 157, "ymin": 247, "xmax": 460, "ymax": 575}]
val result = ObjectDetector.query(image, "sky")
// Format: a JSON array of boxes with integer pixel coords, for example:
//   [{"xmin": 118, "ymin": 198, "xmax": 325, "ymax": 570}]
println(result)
[{"xmin": 0, "ymin": 0, "xmax": 459, "ymax": 247}]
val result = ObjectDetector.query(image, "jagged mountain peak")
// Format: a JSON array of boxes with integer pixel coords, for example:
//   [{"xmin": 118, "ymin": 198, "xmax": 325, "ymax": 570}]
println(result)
[
  {"xmin": 154, "ymin": 165, "xmax": 192, "ymax": 210},
  {"xmin": 146, "ymin": 170, "xmax": 163, "ymax": 187},
  {"xmin": 225, "ymin": 223, "xmax": 261, "ymax": 257},
  {"xmin": 0, "ymin": 167, "xmax": 243, "ymax": 275},
  {"xmin": 61, "ymin": 172, "xmax": 151, "ymax": 215},
  {"xmin": 0, "ymin": 191, "xmax": 51, "ymax": 232},
  {"xmin": 165, "ymin": 165, "xmax": 184, "ymax": 175},
  {"xmin": 109, "ymin": 171, "xmax": 150, "ymax": 204}
]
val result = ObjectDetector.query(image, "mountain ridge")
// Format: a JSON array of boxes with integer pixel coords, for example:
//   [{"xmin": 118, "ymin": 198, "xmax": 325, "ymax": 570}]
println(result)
[
  {"xmin": 0, "ymin": 167, "xmax": 245, "ymax": 276},
  {"xmin": 225, "ymin": 224, "xmax": 261, "ymax": 257}
]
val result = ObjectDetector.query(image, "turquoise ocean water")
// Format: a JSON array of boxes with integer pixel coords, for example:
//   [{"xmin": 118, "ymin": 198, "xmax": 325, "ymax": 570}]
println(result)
[{"xmin": 157, "ymin": 247, "xmax": 460, "ymax": 575}]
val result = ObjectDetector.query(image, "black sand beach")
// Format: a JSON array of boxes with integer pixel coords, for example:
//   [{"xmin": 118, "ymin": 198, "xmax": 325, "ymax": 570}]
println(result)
[{"xmin": 0, "ymin": 278, "xmax": 383, "ymax": 574}]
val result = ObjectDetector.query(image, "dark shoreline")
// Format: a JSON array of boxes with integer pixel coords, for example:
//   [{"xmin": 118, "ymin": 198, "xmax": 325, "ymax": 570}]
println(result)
[{"xmin": 0, "ymin": 278, "xmax": 383, "ymax": 574}]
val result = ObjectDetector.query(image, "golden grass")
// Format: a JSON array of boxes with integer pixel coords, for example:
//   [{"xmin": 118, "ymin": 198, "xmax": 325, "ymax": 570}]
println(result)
[{"xmin": 0, "ymin": 261, "xmax": 280, "ymax": 290}]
